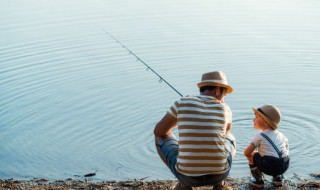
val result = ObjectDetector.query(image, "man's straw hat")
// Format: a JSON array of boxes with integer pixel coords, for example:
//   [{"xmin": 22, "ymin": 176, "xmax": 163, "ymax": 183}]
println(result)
[
  {"xmin": 253, "ymin": 104, "xmax": 282, "ymax": 130},
  {"xmin": 197, "ymin": 71, "xmax": 233, "ymax": 94}
]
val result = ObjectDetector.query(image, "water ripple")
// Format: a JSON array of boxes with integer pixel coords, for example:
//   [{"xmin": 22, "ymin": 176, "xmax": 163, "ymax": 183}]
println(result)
[{"xmin": 1, "ymin": 0, "xmax": 320, "ymax": 180}]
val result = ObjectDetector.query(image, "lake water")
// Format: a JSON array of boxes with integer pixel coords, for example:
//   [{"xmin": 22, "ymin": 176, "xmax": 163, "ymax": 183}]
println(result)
[{"xmin": 1, "ymin": 0, "xmax": 320, "ymax": 181}]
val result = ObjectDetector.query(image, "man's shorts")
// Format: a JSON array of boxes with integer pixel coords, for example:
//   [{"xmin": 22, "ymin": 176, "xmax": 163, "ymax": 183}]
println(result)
[
  {"xmin": 253, "ymin": 152, "xmax": 290, "ymax": 176},
  {"xmin": 157, "ymin": 135, "xmax": 236, "ymax": 187}
]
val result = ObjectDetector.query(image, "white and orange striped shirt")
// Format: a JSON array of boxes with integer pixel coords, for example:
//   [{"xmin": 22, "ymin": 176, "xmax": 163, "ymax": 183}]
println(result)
[{"xmin": 167, "ymin": 95, "xmax": 232, "ymax": 176}]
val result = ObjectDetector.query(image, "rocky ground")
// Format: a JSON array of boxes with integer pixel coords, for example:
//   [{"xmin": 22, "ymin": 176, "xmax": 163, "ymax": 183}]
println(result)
[{"xmin": 0, "ymin": 174, "xmax": 319, "ymax": 190}]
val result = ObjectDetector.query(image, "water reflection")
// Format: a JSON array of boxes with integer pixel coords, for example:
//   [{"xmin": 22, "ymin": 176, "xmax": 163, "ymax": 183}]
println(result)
[{"xmin": 0, "ymin": 0, "xmax": 319, "ymax": 180}]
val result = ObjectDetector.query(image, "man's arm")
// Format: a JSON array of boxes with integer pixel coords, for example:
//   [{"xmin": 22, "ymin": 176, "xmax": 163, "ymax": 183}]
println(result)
[
  {"xmin": 226, "ymin": 123, "xmax": 232, "ymax": 135},
  {"xmin": 154, "ymin": 113, "xmax": 177, "ymax": 137}
]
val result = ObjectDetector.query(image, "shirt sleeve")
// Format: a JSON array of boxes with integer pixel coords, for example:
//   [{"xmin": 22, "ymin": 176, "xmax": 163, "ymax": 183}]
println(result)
[
  {"xmin": 251, "ymin": 133, "xmax": 262, "ymax": 148},
  {"xmin": 167, "ymin": 99, "xmax": 181, "ymax": 118}
]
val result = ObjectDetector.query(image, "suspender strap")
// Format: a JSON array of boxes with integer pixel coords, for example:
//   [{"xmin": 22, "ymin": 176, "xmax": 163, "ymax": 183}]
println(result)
[{"xmin": 260, "ymin": 133, "xmax": 283, "ymax": 158}]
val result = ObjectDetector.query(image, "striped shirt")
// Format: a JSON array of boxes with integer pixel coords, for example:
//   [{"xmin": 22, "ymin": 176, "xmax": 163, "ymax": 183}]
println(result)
[{"xmin": 167, "ymin": 95, "xmax": 232, "ymax": 176}]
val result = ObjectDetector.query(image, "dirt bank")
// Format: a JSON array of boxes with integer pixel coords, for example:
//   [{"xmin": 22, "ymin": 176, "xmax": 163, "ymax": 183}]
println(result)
[{"xmin": 1, "ymin": 175, "xmax": 319, "ymax": 190}]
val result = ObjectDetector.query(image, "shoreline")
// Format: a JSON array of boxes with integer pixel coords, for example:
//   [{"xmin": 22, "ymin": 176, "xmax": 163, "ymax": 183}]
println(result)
[{"xmin": 1, "ymin": 175, "xmax": 319, "ymax": 190}]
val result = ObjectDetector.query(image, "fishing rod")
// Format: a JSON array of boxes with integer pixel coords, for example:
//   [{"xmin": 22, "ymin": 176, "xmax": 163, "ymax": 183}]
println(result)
[{"xmin": 105, "ymin": 31, "xmax": 183, "ymax": 97}]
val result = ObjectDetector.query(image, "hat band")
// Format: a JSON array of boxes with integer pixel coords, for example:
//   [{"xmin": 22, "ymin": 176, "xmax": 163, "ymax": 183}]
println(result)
[
  {"xmin": 257, "ymin": 108, "xmax": 268, "ymax": 117},
  {"xmin": 201, "ymin": 79, "xmax": 227, "ymax": 84}
]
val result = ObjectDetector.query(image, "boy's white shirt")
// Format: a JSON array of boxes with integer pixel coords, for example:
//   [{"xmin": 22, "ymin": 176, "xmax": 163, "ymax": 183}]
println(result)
[{"xmin": 251, "ymin": 128, "xmax": 289, "ymax": 158}]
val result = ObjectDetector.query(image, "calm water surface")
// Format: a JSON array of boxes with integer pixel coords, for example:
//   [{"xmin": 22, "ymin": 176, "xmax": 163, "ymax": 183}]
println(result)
[{"xmin": 0, "ymin": 0, "xmax": 320, "ymax": 180}]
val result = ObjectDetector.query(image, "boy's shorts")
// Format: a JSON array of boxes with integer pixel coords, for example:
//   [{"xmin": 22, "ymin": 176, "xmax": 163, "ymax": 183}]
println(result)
[
  {"xmin": 253, "ymin": 152, "xmax": 290, "ymax": 176},
  {"xmin": 157, "ymin": 135, "xmax": 236, "ymax": 187}
]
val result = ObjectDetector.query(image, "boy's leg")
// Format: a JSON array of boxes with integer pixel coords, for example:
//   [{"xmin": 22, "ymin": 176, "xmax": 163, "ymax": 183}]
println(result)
[
  {"xmin": 249, "ymin": 165, "xmax": 264, "ymax": 188},
  {"xmin": 257, "ymin": 156, "xmax": 289, "ymax": 176},
  {"xmin": 272, "ymin": 175, "xmax": 284, "ymax": 187},
  {"xmin": 271, "ymin": 156, "xmax": 290, "ymax": 187},
  {"xmin": 248, "ymin": 153, "xmax": 264, "ymax": 188}
]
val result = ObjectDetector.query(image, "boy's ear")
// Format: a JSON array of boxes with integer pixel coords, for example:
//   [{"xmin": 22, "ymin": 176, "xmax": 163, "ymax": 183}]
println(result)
[{"xmin": 264, "ymin": 120, "xmax": 271, "ymax": 128}]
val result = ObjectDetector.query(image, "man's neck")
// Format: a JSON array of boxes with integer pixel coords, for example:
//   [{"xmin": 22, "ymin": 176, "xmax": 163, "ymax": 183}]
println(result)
[
  {"xmin": 200, "ymin": 92, "xmax": 223, "ymax": 102},
  {"xmin": 201, "ymin": 91, "xmax": 214, "ymax": 97}
]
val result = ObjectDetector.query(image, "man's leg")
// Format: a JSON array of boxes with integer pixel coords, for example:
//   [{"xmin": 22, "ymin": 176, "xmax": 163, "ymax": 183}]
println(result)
[
  {"xmin": 209, "ymin": 133, "xmax": 236, "ymax": 190},
  {"xmin": 212, "ymin": 133, "xmax": 236, "ymax": 189},
  {"xmin": 155, "ymin": 133, "xmax": 176, "ymax": 168},
  {"xmin": 225, "ymin": 133, "xmax": 236, "ymax": 162},
  {"xmin": 155, "ymin": 134, "xmax": 194, "ymax": 190}
]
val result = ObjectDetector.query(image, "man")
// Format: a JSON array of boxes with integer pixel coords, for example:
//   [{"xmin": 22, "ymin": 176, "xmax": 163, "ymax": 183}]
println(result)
[{"xmin": 154, "ymin": 71, "xmax": 236, "ymax": 190}]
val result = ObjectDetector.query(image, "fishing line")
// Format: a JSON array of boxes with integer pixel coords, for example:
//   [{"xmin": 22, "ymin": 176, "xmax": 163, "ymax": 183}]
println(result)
[{"xmin": 104, "ymin": 31, "xmax": 183, "ymax": 97}]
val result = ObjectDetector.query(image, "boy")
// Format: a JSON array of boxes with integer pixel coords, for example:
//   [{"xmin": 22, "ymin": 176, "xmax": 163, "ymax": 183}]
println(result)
[{"xmin": 244, "ymin": 104, "xmax": 290, "ymax": 188}]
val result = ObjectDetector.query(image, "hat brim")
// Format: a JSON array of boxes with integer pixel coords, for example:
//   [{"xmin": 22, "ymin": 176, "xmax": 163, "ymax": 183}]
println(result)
[
  {"xmin": 252, "ymin": 108, "xmax": 277, "ymax": 130},
  {"xmin": 197, "ymin": 82, "xmax": 233, "ymax": 94}
]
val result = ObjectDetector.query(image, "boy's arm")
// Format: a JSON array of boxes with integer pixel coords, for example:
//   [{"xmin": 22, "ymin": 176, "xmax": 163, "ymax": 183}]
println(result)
[{"xmin": 244, "ymin": 143, "xmax": 256, "ymax": 157}]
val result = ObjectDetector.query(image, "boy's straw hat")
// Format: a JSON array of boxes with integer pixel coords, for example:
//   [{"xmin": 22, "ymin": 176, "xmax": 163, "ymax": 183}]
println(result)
[
  {"xmin": 253, "ymin": 104, "xmax": 281, "ymax": 130},
  {"xmin": 197, "ymin": 71, "xmax": 233, "ymax": 94}
]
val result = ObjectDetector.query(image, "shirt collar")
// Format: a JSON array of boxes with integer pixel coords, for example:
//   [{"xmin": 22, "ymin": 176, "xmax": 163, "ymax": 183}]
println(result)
[{"xmin": 198, "ymin": 95, "xmax": 220, "ymax": 102}]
